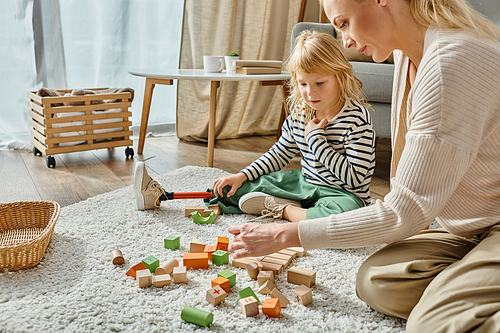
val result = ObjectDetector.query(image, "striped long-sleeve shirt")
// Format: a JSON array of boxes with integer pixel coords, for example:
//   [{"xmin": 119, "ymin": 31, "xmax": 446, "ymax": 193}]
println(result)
[{"xmin": 241, "ymin": 100, "xmax": 375, "ymax": 204}]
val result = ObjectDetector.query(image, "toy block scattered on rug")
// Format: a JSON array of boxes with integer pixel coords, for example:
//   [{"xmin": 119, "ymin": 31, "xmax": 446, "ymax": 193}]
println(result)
[
  {"xmin": 153, "ymin": 274, "xmax": 172, "ymax": 288},
  {"xmin": 181, "ymin": 306, "xmax": 213, "ymax": 327},
  {"xmin": 185, "ymin": 204, "xmax": 220, "ymax": 219},
  {"xmin": 287, "ymin": 247, "xmax": 306, "ymax": 257},
  {"xmin": 239, "ymin": 286, "xmax": 260, "ymax": 303},
  {"xmin": 192, "ymin": 211, "xmax": 215, "ymax": 224},
  {"xmin": 206, "ymin": 285, "xmax": 226, "ymax": 306},
  {"xmin": 240, "ymin": 296, "xmax": 259, "ymax": 317},
  {"xmin": 293, "ymin": 285, "xmax": 313, "ymax": 306},
  {"xmin": 262, "ymin": 298, "xmax": 281, "ymax": 318},
  {"xmin": 110, "ymin": 249, "xmax": 125, "ymax": 265},
  {"xmin": 278, "ymin": 249, "xmax": 297, "ymax": 260},
  {"xmin": 218, "ymin": 269, "xmax": 236, "ymax": 287},
  {"xmin": 126, "ymin": 262, "xmax": 146, "ymax": 279},
  {"xmin": 204, "ymin": 245, "xmax": 217, "ymax": 260},
  {"xmin": 172, "ymin": 266, "xmax": 187, "ymax": 284},
  {"xmin": 270, "ymin": 287, "xmax": 290, "ymax": 308},
  {"xmin": 183, "ymin": 252, "xmax": 210, "ymax": 269},
  {"xmin": 246, "ymin": 262, "xmax": 260, "ymax": 280},
  {"xmin": 164, "ymin": 236, "xmax": 180, "ymax": 250},
  {"xmin": 155, "ymin": 258, "xmax": 179, "ymax": 275},
  {"xmin": 136, "ymin": 269, "xmax": 153, "ymax": 288},
  {"xmin": 257, "ymin": 279, "xmax": 275, "ymax": 294},
  {"xmin": 189, "ymin": 237, "xmax": 206, "ymax": 253},
  {"xmin": 216, "ymin": 236, "xmax": 229, "ymax": 251},
  {"xmin": 287, "ymin": 266, "xmax": 316, "ymax": 288},
  {"xmin": 212, "ymin": 250, "xmax": 229, "ymax": 266},
  {"xmin": 261, "ymin": 256, "xmax": 289, "ymax": 268},
  {"xmin": 142, "ymin": 255, "xmax": 160, "ymax": 273},
  {"xmin": 211, "ymin": 276, "xmax": 230, "ymax": 293},
  {"xmin": 257, "ymin": 270, "xmax": 274, "ymax": 286}
]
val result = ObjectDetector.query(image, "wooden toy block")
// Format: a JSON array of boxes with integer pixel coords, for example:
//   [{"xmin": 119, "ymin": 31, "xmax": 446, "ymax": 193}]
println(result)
[
  {"xmin": 211, "ymin": 276, "xmax": 230, "ymax": 293},
  {"xmin": 287, "ymin": 247, "xmax": 306, "ymax": 257},
  {"xmin": 218, "ymin": 269, "xmax": 236, "ymax": 287},
  {"xmin": 259, "ymin": 261, "xmax": 282, "ymax": 275},
  {"xmin": 126, "ymin": 262, "xmax": 146, "ymax": 279},
  {"xmin": 185, "ymin": 206, "xmax": 209, "ymax": 217},
  {"xmin": 183, "ymin": 252, "xmax": 210, "ymax": 269},
  {"xmin": 262, "ymin": 297, "xmax": 281, "ymax": 318},
  {"xmin": 155, "ymin": 258, "xmax": 179, "ymax": 275},
  {"xmin": 153, "ymin": 274, "xmax": 172, "ymax": 287},
  {"xmin": 257, "ymin": 279, "xmax": 275, "ymax": 294},
  {"xmin": 278, "ymin": 249, "xmax": 297, "ymax": 260},
  {"xmin": 172, "ymin": 266, "xmax": 187, "ymax": 284},
  {"xmin": 287, "ymin": 266, "xmax": 316, "ymax": 287},
  {"xmin": 293, "ymin": 285, "xmax": 313, "ymax": 305},
  {"xmin": 216, "ymin": 236, "xmax": 229, "ymax": 251},
  {"xmin": 266, "ymin": 253, "xmax": 293, "ymax": 266},
  {"xmin": 204, "ymin": 245, "xmax": 217, "ymax": 260},
  {"xmin": 261, "ymin": 256, "xmax": 288, "ymax": 268},
  {"xmin": 181, "ymin": 306, "xmax": 213, "ymax": 327},
  {"xmin": 208, "ymin": 204, "xmax": 220, "ymax": 218},
  {"xmin": 190, "ymin": 237, "xmax": 206, "ymax": 253},
  {"xmin": 136, "ymin": 269, "xmax": 152, "ymax": 288},
  {"xmin": 270, "ymin": 287, "xmax": 290, "ymax": 308},
  {"xmin": 257, "ymin": 270, "xmax": 274, "ymax": 286},
  {"xmin": 240, "ymin": 296, "xmax": 259, "ymax": 317},
  {"xmin": 192, "ymin": 211, "xmax": 215, "ymax": 224},
  {"xmin": 246, "ymin": 262, "xmax": 259, "ymax": 280},
  {"xmin": 239, "ymin": 286, "xmax": 260, "ymax": 303},
  {"xmin": 110, "ymin": 249, "xmax": 125, "ymax": 265},
  {"xmin": 231, "ymin": 256, "xmax": 260, "ymax": 269},
  {"xmin": 212, "ymin": 250, "xmax": 229, "ymax": 266},
  {"xmin": 164, "ymin": 236, "xmax": 180, "ymax": 250},
  {"xmin": 206, "ymin": 285, "xmax": 227, "ymax": 306},
  {"xmin": 142, "ymin": 255, "xmax": 160, "ymax": 273}
]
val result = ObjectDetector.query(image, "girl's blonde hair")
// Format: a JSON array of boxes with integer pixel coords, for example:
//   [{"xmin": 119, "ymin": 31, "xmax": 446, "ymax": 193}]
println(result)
[{"xmin": 285, "ymin": 30, "xmax": 368, "ymax": 119}]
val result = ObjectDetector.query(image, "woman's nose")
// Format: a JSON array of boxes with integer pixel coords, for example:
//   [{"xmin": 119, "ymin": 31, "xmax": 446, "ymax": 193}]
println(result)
[{"xmin": 343, "ymin": 34, "xmax": 355, "ymax": 49}]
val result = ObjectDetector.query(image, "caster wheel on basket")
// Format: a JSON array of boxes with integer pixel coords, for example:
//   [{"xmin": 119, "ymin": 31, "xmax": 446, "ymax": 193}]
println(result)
[
  {"xmin": 33, "ymin": 147, "xmax": 42, "ymax": 157},
  {"xmin": 125, "ymin": 147, "xmax": 134, "ymax": 158},
  {"xmin": 46, "ymin": 156, "xmax": 56, "ymax": 168}
]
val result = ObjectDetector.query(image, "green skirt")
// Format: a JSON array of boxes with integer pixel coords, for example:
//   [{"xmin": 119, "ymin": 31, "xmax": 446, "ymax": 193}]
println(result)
[{"xmin": 208, "ymin": 169, "xmax": 364, "ymax": 219}]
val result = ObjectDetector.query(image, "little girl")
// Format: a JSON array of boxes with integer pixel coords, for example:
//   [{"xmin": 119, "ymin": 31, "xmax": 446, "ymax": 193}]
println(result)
[
  {"xmin": 211, "ymin": 30, "xmax": 375, "ymax": 222},
  {"xmin": 134, "ymin": 30, "xmax": 375, "ymax": 222}
]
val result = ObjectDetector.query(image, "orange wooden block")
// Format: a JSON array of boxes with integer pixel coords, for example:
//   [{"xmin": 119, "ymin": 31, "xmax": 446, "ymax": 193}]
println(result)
[
  {"xmin": 216, "ymin": 236, "xmax": 229, "ymax": 251},
  {"xmin": 183, "ymin": 252, "xmax": 210, "ymax": 269},
  {"xmin": 126, "ymin": 262, "xmax": 146, "ymax": 279},
  {"xmin": 211, "ymin": 276, "xmax": 230, "ymax": 293},
  {"xmin": 204, "ymin": 245, "xmax": 217, "ymax": 260},
  {"xmin": 262, "ymin": 298, "xmax": 281, "ymax": 318}
]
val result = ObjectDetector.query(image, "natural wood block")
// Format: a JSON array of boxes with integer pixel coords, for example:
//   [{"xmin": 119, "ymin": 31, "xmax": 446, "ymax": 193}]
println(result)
[
  {"xmin": 257, "ymin": 279, "xmax": 275, "ymax": 294},
  {"xmin": 172, "ymin": 266, "xmax": 187, "ymax": 284},
  {"xmin": 246, "ymin": 262, "xmax": 259, "ymax": 280},
  {"xmin": 204, "ymin": 245, "xmax": 217, "ymax": 261},
  {"xmin": 287, "ymin": 247, "xmax": 306, "ymax": 257},
  {"xmin": 278, "ymin": 249, "xmax": 297, "ymax": 260},
  {"xmin": 267, "ymin": 253, "xmax": 293, "ymax": 266},
  {"xmin": 126, "ymin": 262, "xmax": 146, "ymax": 279},
  {"xmin": 240, "ymin": 296, "xmax": 259, "ymax": 317},
  {"xmin": 136, "ymin": 269, "xmax": 152, "ymax": 288},
  {"xmin": 261, "ymin": 256, "xmax": 288, "ymax": 268},
  {"xmin": 260, "ymin": 261, "xmax": 282, "ymax": 275},
  {"xmin": 270, "ymin": 288, "xmax": 290, "ymax": 308},
  {"xmin": 155, "ymin": 258, "xmax": 179, "ymax": 275},
  {"xmin": 231, "ymin": 257, "xmax": 259, "ymax": 269},
  {"xmin": 257, "ymin": 270, "xmax": 274, "ymax": 286},
  {"xmin": 262, "ymin": 298, "xmax": 281, "ymax": 318},
  {"xmin": 211, "ymin": 276, "xmax": 230, "ymax": 293},
  {"xmin": 209, "ymin": 204, "xmax": 220, "ymax": 218},
  {"xmin": 216, "ymin": 236, "xmax": 229, "ymax": 251},
  {"xmin": 190, "ymin": 237, "xmax": 206, "ymax": 253},
  {"xmin": 153, "ymin": 274, "xmax": 171, "ymax": 287},
  {"xmin": 185, "ymin": 206, "xmax": 208, "ymax": 217},
  {"xmin": 110, "ymin": 249, "xmax": 124, "ymax": 265},
  {"xmin": 183, "ymin": 252, "xmax": 210, "ymax": 269},
  {"xmin": 293, "ymin": 285, "xmax": 312, "ymax": 305},
  {"xmin": 287, "ymin": 266, "xmax": 316, "ymax": 287},
  {"xmin": 206, "ymin": 285, "xmax": 226, "ymax": 306}
]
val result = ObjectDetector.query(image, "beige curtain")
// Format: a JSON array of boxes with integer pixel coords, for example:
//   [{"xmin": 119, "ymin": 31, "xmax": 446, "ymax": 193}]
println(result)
[{"xmin": 177, "ymin": 0, "xmax": 302, "ymax": 142}]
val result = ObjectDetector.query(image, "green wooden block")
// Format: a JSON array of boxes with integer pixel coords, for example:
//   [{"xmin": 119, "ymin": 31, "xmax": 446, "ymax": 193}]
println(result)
[
  {"xmin": 192, "ymin": 211, "xmax": 215, "ymax": 224},
  {"xmin": 239, "ymin": 286, "xmax": 260, "ymax": 303},
  {"xmin": 218, "ymin": 269, "xmax": 236, "ymax": 287},
  {"xmin": 181, "ymin": 306, "xmax": 213, "ymax": 327},
  {"xmin": 164, "ymin": 236, "xmax": 180, "ymax": 250},
  {"xmin": 142, "ymin": 255, "xmax": 160, "ymax": 273},
  {"xmin": 212, "ymin": 250, "xmax": 229, "ymax": 266}
]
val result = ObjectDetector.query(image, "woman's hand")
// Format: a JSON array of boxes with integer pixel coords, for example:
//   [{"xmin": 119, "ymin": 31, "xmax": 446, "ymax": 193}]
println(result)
[
  {"xmin": 228, "ymin": 223, "xmax": 301, "ymax": 259},
  {"xmin": 213, "ymin": 173, "xmax": 247, "ymax": 198},
  {"xmin": 304, "ymin": 118, "xmax": 327, "ymax": 138}
]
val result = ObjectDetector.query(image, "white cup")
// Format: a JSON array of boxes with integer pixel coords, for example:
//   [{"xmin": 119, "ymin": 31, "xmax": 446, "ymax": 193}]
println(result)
[
  {"xmin": 203, "ymin": 56, "xmax": 224, "ymax": 73},
  {"xmin": 224, "ymin": 55, "xmax": 240, "ymax": 73}
]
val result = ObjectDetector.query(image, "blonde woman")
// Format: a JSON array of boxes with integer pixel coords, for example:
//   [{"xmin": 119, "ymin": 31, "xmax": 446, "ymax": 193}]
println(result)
[
  {"xmin": 210, "ymin": 30, "xmax": 375, "ymax": 222},
  {"xmin": 228, "ymin": 0, "xmax": 500, "ymax": 331}
]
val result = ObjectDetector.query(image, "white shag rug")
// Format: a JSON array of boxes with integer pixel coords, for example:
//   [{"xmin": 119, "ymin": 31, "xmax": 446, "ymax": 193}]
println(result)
[{"xmin": 0, "ymin": 166, "xmax": 406, "ymax": 332}]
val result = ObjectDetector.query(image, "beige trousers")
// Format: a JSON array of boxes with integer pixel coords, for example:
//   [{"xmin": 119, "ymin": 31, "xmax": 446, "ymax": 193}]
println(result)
[{"xmin": 356, "ymin": 224, "xmax": 500, "ymax": 333}]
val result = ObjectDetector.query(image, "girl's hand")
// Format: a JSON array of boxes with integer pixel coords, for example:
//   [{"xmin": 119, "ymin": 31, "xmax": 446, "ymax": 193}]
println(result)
[
  {"xmin": 305, "ymin": 118, "xmax": 327, "ymax": 138},
  {"xmin": 228, "ymin": 223, "xmax": 301, "ymax": 259},
  {"xmin": 213, "ymin": 173, "xmax": 247, "ymax": 198}
]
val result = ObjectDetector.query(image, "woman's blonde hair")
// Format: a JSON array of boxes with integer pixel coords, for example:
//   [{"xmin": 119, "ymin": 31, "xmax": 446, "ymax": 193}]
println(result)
[{"xmin": 285, "ymin": 30, "xmax": 368, "ymax": 119}]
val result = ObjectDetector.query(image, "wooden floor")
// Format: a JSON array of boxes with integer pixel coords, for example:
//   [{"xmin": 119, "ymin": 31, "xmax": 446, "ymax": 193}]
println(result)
[{"xmin": 0, "ymin": 135, "xmax": 390, "ymax": 207}]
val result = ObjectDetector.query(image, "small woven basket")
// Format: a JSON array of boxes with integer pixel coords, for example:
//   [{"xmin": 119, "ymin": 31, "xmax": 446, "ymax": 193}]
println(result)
[{"xmin": 0, "ymin": 201, "xmax": 60, "ymax": 271}]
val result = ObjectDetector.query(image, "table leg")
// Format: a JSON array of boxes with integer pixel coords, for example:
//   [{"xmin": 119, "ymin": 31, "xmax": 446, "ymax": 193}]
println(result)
[{"xmin": 207, "ymin": 81, "xmax": 220, "ymax": 167}]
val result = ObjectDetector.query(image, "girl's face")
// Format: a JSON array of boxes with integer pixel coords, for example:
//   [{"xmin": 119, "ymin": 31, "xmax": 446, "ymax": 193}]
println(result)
[
  {"xmin": 323, "ymin": 0, "xmax": 395, "ymax": 63},
  {"xmin": 297, "ymin": 72, "xmax": 341, "ymax": 113}
]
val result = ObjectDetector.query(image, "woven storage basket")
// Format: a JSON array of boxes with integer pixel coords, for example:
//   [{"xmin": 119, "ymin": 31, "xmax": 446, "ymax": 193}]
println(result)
[{"xmin": 0, "ymin": 201, "xmax": 60, "ymax": 271}]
